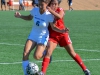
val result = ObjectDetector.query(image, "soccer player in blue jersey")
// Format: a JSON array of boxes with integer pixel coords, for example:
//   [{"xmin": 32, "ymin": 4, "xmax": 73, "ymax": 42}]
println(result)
[
  {"xmin": 1, "ymin": 0, "xmax": 6, "ymax": 11},
  {"xmin": 67, "ymin": 0, "xmax": 73, "ymax": 10},
  {"xmin": 14, "ymin": 0, "xmax": 67, "ymax": 75}
]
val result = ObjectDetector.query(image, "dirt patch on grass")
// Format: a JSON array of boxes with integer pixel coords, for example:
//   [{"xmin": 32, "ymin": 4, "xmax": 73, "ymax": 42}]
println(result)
[
  {"xmin": 0, "ymin": 0, "xmax": 100, "ymax": 10},
  {"xmin": 60, "ymin": 0, "xmax": 100, "ymax": 10}
]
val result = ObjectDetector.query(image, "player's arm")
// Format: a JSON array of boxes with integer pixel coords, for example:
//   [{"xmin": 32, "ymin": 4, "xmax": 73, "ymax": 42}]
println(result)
[
  {"xmin": 47, "ymin": 6, "xmax": 64, "ymax": 19},
  {"xmin": 20, "ymin": 14, "xmax": 33, "ymax": 20},
  {"xmin": 15, "ymin": 12, "xmax": 33, "ymax": 20},
  {"xmin": 50, "ymin": 22, "xmax": 69, "ymax": 33}
]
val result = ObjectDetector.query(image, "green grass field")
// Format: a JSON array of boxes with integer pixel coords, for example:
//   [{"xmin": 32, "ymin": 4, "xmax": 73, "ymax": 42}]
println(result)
[{"xmin": 0, "ymin": 10, "xmax": 100, "ymax": 75}]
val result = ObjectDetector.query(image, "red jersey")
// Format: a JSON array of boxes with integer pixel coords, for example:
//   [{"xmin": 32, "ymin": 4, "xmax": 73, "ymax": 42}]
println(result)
[
  {"xmin": 48, "ymin": 7, "xmax": 65, "ymax": 35},
  {"xmin": 48, "ymin": 7, "xmax": 72, "ymax": 47}
]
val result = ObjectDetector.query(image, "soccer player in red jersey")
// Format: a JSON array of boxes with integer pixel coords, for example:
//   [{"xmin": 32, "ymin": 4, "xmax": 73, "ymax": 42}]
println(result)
[{"xmin": 38, "ymin": 0, "xmax": 91, "ymax": 75}]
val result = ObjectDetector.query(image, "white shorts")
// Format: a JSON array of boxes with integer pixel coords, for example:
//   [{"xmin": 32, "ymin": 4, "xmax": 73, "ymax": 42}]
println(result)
[{"xmin": 28, "ymin": 32, "xmax": 49, "ymax": 46}]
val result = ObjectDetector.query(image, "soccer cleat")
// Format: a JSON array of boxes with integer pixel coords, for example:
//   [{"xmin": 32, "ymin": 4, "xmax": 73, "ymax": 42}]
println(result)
[
  {"xmin": 84, "ymin": 69, "xmax": 91, "ymax": 75},
  {"xmin": 35, "ymin": 71, "xmax": 45, "ymax": 75}
]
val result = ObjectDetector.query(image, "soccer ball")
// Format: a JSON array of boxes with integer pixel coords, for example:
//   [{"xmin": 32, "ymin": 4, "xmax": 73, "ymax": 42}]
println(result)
[{"xmin": 26, "ymin": 62, "xmax": 39, "ymax": 75}]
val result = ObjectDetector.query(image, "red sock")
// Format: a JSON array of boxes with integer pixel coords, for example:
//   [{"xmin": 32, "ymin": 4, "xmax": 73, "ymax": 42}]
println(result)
[
  {"xmin": 73, "ymin": 54, "xmax": 87, "ymax": 71},
  {"xmin": 41, "ymin": 57, "xmax": 50, "ymax": 74}
]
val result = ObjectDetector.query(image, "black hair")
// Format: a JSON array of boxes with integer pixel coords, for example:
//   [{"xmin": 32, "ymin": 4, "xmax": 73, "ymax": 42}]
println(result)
[
  {"xmin": 38, "ymin": 0, "xmax": 51, "ymax": 4},
  {"xmin": 48, "ymin": 0, "xmax": 61, "ymax": 6},
  {"xmin": 57, "ymin": 0, "xmax": 61, "ymax": 4}
]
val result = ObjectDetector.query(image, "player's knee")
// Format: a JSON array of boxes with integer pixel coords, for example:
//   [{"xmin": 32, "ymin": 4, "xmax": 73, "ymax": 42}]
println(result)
[{"xmin": 34, "ymin": 54, "xmax": 42, "ymax": 60}]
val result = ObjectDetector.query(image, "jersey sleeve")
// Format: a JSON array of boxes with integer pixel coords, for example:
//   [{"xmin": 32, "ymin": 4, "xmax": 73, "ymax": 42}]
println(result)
[
  {"xmin": 30, "ymin": 7, "xmax": 36, "ymax": 17},
  {"xmin": 56, "ymin": 7, "xmax": 65, "ymax": 16}
]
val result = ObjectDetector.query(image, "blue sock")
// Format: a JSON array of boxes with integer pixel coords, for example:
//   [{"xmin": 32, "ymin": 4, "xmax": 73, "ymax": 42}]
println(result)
[{"xmin": 22, "ymin": 60, "xmax": 29, "ymax": 75}]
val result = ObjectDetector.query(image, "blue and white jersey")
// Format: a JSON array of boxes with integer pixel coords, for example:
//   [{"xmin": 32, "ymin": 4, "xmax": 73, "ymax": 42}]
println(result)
[{"xmin": 28, "ymin": 7, "xmax": 54, "ymax": 45}]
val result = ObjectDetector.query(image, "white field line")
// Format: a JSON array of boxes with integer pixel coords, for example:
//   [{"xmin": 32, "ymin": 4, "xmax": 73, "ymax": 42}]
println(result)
[
  {"xmin": 56, "ymin": 47, "xmax": 100, "ymax": 52},
  {"xmin": 0, "ymin": 42, "xmax": 100, "ymax": 52},
  {"xmin": 0, "ymin": 59, "xmax": 100, "ymax": 65},
  {"xmin": 0, "ymin": 43, "xmax": 24, "ymax": 46},
  {"xmin": 0, "ymin": 42, "xmax": 100, "ymax": 65}
]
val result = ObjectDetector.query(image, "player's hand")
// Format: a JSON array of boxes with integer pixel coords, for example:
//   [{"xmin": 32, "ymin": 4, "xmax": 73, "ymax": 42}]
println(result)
[
  {"xmin": 46, "ymin": 6, "xmax": 52, "ymax": 12},
  {"xmin": 14, "ymin": 11, "xmax": 21, "ymax": 18}
]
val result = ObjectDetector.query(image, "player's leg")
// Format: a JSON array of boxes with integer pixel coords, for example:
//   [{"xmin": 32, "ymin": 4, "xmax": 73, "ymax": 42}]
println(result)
[
  {"xmin": 22, "ymin": 39, "xmax": 37, "ymax": 75},
  {"xmin": 19, "ymin": 4, "xmax": 23, "ymax": 10},
  {"xmin": 60, "ymin": 33, "xmax": 90, "ymax": 75},
  {"xmin": 20, "ymin": 4, "xmax": 23, "ymax": 10},
  {"xmin": 68, "ymin": 2, "xmax": 70, "ymax": 10},
  {"xmin": 19, "ymin": 4, "xmax": 21, "ymax": 10},
  {"xmin": 64, "ymin": 44, "xmax": 90, "ymax": 75},
  {"xmin": 33, "ymin": 44, "xmax": 47, "ymax": 75},
  {"xmin": 70, "ymin": 5, "xmax": 73, "ymax": 10},
  {"xmin": 41, "ymin": 41, "xmax": 57, "ymax": 74},
  {"xmin": 22, "ymin": 3, "xmax": 25, "ymax": 10},
  {"xmin": 4, "ymin": 2, "xmax": 6, "ymax": 11},
  {"xmin": 64, "ymin": 44, "xmax": 86, "ymax": 70},
  {"xmin": 1, "ymin": 3, "xmax": 3, "ymax": 10},
  {"xmin": 34, "ymin": 44, "xmax": 46, "ymax": 60},
  {"xmin": 69, "ymin": 0, "xmax": 73, "ymax": 10},
  {"xmin": 69, "ymin": 4, "xmax": 72, "ymax": 10},
  {"xmin": 34, "ymin": 34, "xmax": 49, "ymax": 60},
  {"xmin": 42, "ymin": 44, "xmax": 52, "ymax": 63}
]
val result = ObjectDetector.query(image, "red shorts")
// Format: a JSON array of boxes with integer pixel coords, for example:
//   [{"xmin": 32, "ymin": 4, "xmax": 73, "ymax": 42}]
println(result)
[{"xmin": 49, "ymin": 33, "xmax": 72, "ymax": 47}]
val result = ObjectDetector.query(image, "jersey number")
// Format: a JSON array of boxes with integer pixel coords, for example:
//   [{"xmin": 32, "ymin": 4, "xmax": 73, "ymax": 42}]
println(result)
[{"xmin": 36, "ymin": 21, "xmax": 40, "ymax": 26}]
